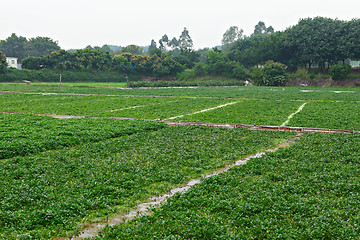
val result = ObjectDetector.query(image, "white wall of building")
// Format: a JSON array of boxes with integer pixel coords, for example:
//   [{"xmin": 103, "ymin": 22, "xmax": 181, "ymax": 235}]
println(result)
[{"xmin": 6, "ymin": 57, "xmax": 21, "ymax": 69}]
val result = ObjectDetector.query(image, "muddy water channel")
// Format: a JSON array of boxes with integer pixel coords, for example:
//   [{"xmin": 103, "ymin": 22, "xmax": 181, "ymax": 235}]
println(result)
[{"xmin": 66, "ymin": 136, "xmax": 299, "ymax": 240}]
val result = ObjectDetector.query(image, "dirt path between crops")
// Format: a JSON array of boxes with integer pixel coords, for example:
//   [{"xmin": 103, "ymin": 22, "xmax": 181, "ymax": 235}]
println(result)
[{"xmin": 62, "ymin": 135, "xmax": 301, "ymax": 240}]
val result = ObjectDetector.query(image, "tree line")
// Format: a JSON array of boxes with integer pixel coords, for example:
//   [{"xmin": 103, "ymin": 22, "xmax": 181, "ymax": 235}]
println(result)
[
  {"xmin": 0, "ymin": 33, "xmax": 60, "ymax": 60},
  {"xmin": 226, "ymin": 17, "xmax": 360, "ymax": 70},
  {"xmin": 1, "ymin": 17, "xmax": 359, "ymax": 83}
]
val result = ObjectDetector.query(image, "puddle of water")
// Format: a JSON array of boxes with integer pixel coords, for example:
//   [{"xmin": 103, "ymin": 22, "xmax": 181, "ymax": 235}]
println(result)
[
  {"xmin": 331, "ymin": 91, "xmax": 355, "ymax": 93},
  {"xmin": 300, "ymin": 90, "xmax": 356, "ymax": 94},
  {"xmin": 69, "ymin": 137, "xmax": 297, "ymax": 239}
]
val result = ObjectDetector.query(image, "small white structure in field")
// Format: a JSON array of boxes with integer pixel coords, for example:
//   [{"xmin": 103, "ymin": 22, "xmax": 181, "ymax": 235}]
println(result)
[{"xmin": 6, "ymin": 57, "xmax": 21, "ymax": 69}]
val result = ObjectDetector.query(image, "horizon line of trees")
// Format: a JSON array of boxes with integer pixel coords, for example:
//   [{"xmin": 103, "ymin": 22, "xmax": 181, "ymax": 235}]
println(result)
[
  {"xmin": 225, "ymin": 17, "xmax": 360, "ymax": 70},
  {"xmin": 1, "ymin": 17, "xmax": 360, "ymax": 82},
  {"xmin": 0, "ymin": 33, "xmax": 61, "ymax": 61}
]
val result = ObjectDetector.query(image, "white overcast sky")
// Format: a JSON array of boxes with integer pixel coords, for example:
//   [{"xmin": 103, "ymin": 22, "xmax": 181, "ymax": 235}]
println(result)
[{"xmin": 2, "ymin": 0, "xmax": 359, "ymax": 50}]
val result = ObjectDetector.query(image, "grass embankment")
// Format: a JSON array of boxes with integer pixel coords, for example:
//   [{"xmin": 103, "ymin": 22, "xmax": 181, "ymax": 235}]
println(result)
[{"xmin": 98, "ymin": 133, "xmax": 360, "ymax": 239}]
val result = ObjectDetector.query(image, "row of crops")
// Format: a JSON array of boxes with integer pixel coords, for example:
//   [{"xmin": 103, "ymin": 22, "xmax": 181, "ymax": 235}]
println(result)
[
  {"xmin": 1, "ymin": 93, "xmax": 360, "ymax": 130},
  {"xmin": 97, "ymin": 133, "xmax": 360, "ymax": 239},
  {"xmin": 1, "ymin": 84, "xmax": 360, "ymax": 239},
  {"xmin": 1, "ymin": 83, "xmax": 360, "ymax": 101},
  {"xmin": 0, "ymin": 113, "xmax": 294, "ymax": 239},
  {"xmin": 0, "ymin": 113, "xmax": 165, "ymax": 159}
]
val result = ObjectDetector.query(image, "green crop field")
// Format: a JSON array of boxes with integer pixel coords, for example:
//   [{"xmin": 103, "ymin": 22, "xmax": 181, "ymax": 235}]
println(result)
[
  {"xmin": 1, "ymin": 82, "xmax": 360, "ymax": 101},
  {"xmin": 0, "ymin": 123, "xmax": 292, "ymax": 238},
  {"xmin": 0, "ymin": 82, "xmax": 359, "ymax": 239},
  {"xmin": 98, "ymin": 133, "xmax": 360, "ymax": 239}
]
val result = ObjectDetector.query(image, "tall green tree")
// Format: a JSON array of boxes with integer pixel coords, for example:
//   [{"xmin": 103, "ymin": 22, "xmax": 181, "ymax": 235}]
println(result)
[
  {"xmin": 283, "ymin": 17, "xmax": 345, "ymax": 69},
  {"xmin": 121, "ymin": 45, "xmax": 143, "ymax": 55},
  {"xmin": 168, "ymin": 37, "xmax": 179, "ymax": 51},
  {"xmin": 99, "ymin": 45, "xmax": 114, "ymax": 55},
  {"xmin": 222, "ymin": 26, "xmax": 244, "ymax": 46},
  {"xmin": 159, "ymin": 34, "xmax": 169, "ymax": 51},
  {"xmin": 178, "ymin": 27, "xmax": 193, "ymax": 51},
  {"xmin": 0, "ymin": 51, "xmax": 7, "ymax": 73},
  {"xmin": 173, "ymin": 49, "xmax": 200, "ymax": 68},
  {"xmin": 252, "ymin": 21, "xmax": 274, "ymax": 36},
  {"xmin": 343, "ymin": 19, "xmax": 360, "ymax": 61},
  {"xmin": 28, "ymin": 37, "xmax": 60, "ymax": 57},
  {"xmin": 227, "ymin": 35, "xmax": 266, "ymax": 68},
  {"xmin": 148, "ymin": 39, "xmax": 158, "ymax": 55},
  {"xmin": 0, "ymin": 33, "xmax": 28, "ymax": 60}
]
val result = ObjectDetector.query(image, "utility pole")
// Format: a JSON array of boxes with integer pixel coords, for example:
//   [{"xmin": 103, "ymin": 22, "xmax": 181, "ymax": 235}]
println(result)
[{"xmin": 59, "ymin": 74, "xmax": 62, "ymax": 90}]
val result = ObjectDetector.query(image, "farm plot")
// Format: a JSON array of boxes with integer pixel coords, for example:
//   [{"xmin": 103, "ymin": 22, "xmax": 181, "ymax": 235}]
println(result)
[
  {"xmin": 107, "ymin": 98, "xmax": 232, "ymax": 120},
  {"xmin": 0, "ymin": 94, "xmax": 165, "ymax": 116},
  {"xmin": 286, "ymin": 101, "xmax": 360, "ymax": 131},
  {"xmin": 2, "ymin": 83, "xmax": 360, "ymax": 101},
  {"xmin": 115, "ymin": 86, "xmax": 360, "ymax": 101},
  {"xmin": 0, "ymin": 123, "xmax": 294, "ymax": 239},
  {"xmin": 0, "ymin": 113, "xmax": 165, "ymax": 159},
  {"xmin": 175, "ymin": 100, "xmax": 304, "ymax": 126},
  {"xmin": 98, "ymin": 133, "xmax": 360, "ymax": 239},
  {"xmin": 0, "ymin": 94, "xmax": 232, "ymax": 120}
]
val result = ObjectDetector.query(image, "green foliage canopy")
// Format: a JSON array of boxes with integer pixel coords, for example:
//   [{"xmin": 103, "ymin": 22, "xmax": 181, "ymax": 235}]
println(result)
[{"xmin": 0, "ymin": 51, "xmax": 7, "ymax": 73}]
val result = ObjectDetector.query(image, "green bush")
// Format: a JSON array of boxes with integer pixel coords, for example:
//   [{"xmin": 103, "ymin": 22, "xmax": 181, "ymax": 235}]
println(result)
[
  {"xmin": 328, "ymin": 64, "xmax": 351, "ymax": 80},
  {"xmin": 250, "ymin": 66, "xmax": 263, "ymax": 85},
  {"xmin": 290, "ymin": 67, "xmax": 309, "ymax": 79},
  {"xmin": 233, "ymin": 64, "xmax": 249, "ymax": 79},
  {"xmin": 0, "ymin": 51, "xmax": 7, "ymax": 73},
  {"xmin": 177, "ymin": 69, "xmax": 196, "ymax": 80},
  {"xmin": 262, "ymin": 60, "xmax": 286, "ymax": 86},
  {"xmin": 193, "ymin": 62, "xmax": 205, "ymax": 76},
  {"xmin": 251, "ymin": 61, "xmax": 286, "ymax": 86}
]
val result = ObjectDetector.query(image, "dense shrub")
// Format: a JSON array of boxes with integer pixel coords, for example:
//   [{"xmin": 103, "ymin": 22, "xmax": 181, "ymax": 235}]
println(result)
[
  {"xmin": 193, "ymin": 62, "xmax": 205, "ymax": 76},
  {"xmin": 233, "ymin": 64, "xmax": 250, "ymax": 79},
  {"xmin": 0, "ymin": 51, "xmax": 7, "ymax": 73},
  {"xmin": 251, "ymin": 60, "xmax": 286, "ymax": 86},
  {"xmin": 328, "ymin": 64, "xmax": 351, "ymax": 80},
  {"xmin": 249, "ymin": 66, "xmax": 263, "ymax": 85},
  {"xmin": 177, "ymin": 69, "xmax": 196, "ymax": 80}
]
